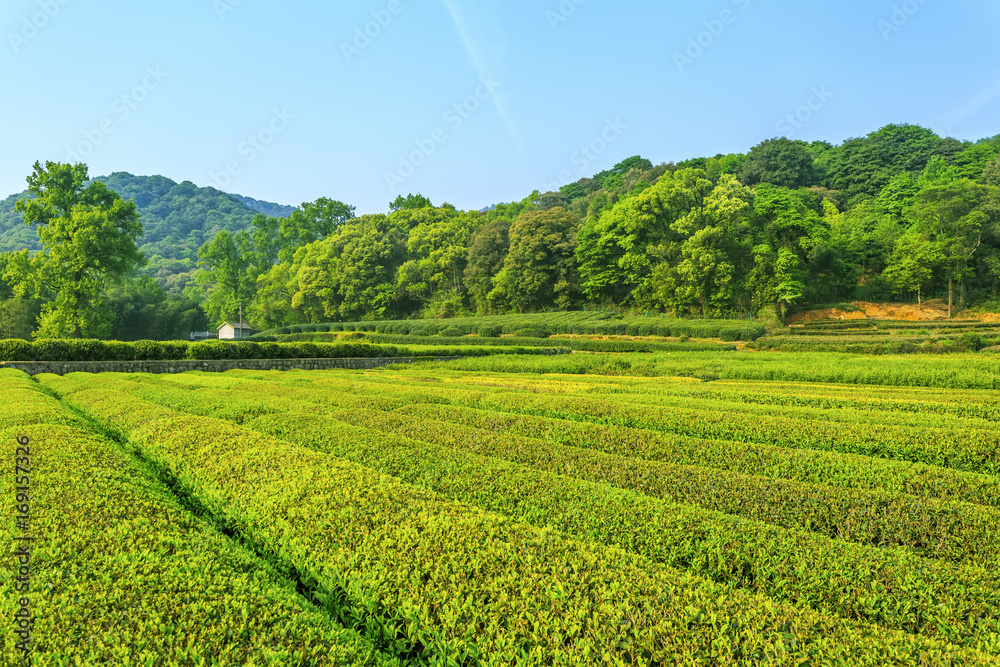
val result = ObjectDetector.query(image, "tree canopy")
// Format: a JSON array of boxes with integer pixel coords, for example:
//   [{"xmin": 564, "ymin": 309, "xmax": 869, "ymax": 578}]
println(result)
[{"xmin": 3, "ymin": 122, "xmax": 1000, "ymax": 339}]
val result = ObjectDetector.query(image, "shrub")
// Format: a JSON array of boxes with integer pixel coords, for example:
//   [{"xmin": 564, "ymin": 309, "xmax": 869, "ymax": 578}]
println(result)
[
  {"xmin": 513, "ymin": 328, "xmax": 551, "ymax": 339},
  {"xmin": 478, "ymin": 325, "xmax": 502, "ymax": 338},
  {"xmin": 232, "ymin": 342, "xmax": 263, "ymax": 359},
  {"xmin": 0, "ymin": 339, "xmax": 33, "ymax": 361},
  {"xmin": 188, "ymin": 341, "xmax": 235, "ymax": 360},
  {"xmin": 439, "ymin": 327, "xmax": 464, "ymax": 337},
  {"xmin": 958, "ymin": 332, "xmax": 985, "ymax": 352}
]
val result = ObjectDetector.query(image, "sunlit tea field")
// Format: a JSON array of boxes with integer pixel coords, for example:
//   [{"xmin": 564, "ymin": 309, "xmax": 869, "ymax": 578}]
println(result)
[{"xmin": 4, "ymin": 361, "xmax": 1000, "ymax": 665}]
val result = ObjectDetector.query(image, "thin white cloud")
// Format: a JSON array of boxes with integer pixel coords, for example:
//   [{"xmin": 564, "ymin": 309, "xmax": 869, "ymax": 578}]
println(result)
[{"xmin": 442, "ymin": 0, "xmax": 527, "ymax": 155}]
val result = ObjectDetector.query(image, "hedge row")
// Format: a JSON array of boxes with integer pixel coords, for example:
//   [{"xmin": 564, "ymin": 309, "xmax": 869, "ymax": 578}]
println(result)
[
  {"xmin": 46, "ymin": 377, "xmax": 998, "ymax": 661},
  {"xmin": 260, "ymin": 312, "xmax": 765, "ymax": 342},
  {"xmin": 0, "ymin": 338, "xmax": 569, "ymax": 362},
  {"xmin": 309, "ymin": 408, "xmax": 1000, "ymax": 651},
  {"xmin": 0, "ymin": 372, "xmax": 395, "ymax": 665},
  {"xmin": 304, "ymin": 333, "xmax": 738, "ymax": 353}
]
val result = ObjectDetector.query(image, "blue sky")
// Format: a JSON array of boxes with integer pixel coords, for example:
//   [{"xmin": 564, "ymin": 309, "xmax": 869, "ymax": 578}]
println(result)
[{"xmin": 2, "ymin": 0, "xmax": 998, "ymax": 214}]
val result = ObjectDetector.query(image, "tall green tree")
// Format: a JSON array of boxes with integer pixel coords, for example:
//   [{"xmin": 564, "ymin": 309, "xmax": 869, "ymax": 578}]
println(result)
[
  {"xmin": 906, "ymin": 179, "xmax": 992, "ymax": 315},
  {"xmin": 3, "ymin": 161, "xmax": 143, "ymax": 338},
  {"xmin": 278, "ymin": 199, "xmax": 355, "ymax": 262},
  {"xmin": 494, "ymin": 207, "xmax": 580, "ymax": 311},
  {"xmin": 290, "ymin": 214, "xmax": 406, "ymax": 322},
  {"xmin": 390, "ymin": 193, "xmax": 433, "ymax": 212},
  {"xmin": 739, "ymin": 138, "xmax": 817, "ymax": 189},
  {"xmin": 820, "ymin": 124, "xmax": 944, "ymax": 200},
  {"xmin": 465, "ymin": 220, "xmax": 510, "ymax": 313},
  {"xmin": 983, "ymin": 156, "xmax": 1000, "ymax": 187},
  {"xmin": 882, "ymin": 232, "xmax": 943, "ymax": 306},
  {"xmin": 196, "ymin": 229, "xmax": 255, "ymax": 325}
]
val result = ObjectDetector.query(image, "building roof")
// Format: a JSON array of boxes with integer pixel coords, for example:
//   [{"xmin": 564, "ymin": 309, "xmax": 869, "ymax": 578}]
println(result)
[{"xmin": 219, "ymin": 322, "xmax": 256, "ymax": 331}]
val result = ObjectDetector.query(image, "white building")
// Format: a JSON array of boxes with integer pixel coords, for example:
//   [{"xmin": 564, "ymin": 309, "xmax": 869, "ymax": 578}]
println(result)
[{"xmin": 218, "ymin": 322, "xmax": 256, "ymax": 340}]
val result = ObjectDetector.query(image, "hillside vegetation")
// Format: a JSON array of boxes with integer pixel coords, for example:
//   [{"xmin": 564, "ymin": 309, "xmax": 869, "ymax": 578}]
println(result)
[{"xmin": 1, "ymin": 123, "xmax": 999, "ymax": 341}]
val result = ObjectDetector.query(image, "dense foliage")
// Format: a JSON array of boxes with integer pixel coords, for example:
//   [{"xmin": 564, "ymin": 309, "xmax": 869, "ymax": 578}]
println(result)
[
  {"xmin": 260, "ymin": 310, "xmax": 765, "ymax": 341},
  {"xmin": 216, "ymin": 123, "xmax": 1000, "ymax": 329},
  {"xmin": 0, "ymin": 338, "xmax": 564, "ymax": 362},
  {"xmin": 23, "ymin": 368, "xmax": 998, "ymax": 663},
  {"xmin": 1, "ymin": 123, "xmax": 999, "ymax": 340}
]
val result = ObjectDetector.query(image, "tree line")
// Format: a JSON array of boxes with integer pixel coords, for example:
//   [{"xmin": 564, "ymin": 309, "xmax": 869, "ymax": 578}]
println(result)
[{"xmin": 2, "ymin": 123, "xmax": 999, "ymax": 339}]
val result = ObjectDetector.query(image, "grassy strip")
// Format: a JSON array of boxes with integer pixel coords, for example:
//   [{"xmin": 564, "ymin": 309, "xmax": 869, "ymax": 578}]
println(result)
[
  {"xmin": 42, "ymin": 379, "xmax": 993, "ymax": 665},
  {"xmin": 0, "ymin": 371, "xmax": 395, "ymax": 665},
  {"xmin": 576, "ymin": 378, "xmax": 1000, "ymax": 422},
  {"xmin": 353, "ymin": 370, "xmax": 1000, "ymax": 434},
  {"xmin": 573, "ymin": 388, "xmax": 1000, "ymax": 434}
]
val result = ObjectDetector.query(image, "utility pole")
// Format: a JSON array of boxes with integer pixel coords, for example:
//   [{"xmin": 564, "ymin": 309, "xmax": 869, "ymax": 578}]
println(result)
[{"xmin": 239, "ymin": 303, "xmax": 243, "ymax": 339}]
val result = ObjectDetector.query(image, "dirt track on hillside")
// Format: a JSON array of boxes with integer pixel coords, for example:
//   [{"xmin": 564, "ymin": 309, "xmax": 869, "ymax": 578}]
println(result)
[{"xmin": 788, "ymin": 300, "xmax": 972, "ymax": 323}]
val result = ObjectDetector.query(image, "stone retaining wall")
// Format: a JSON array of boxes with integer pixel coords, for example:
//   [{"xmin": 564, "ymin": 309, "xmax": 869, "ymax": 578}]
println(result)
[{"xmin": 0, "ymin": 357, "xmax": 460, "ymax": 376}]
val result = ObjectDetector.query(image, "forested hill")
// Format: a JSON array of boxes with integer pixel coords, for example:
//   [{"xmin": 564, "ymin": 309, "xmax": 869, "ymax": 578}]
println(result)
[
  {"xmin": 3, "ymin": 123, "xmax": 1000, "ymax": 341},
  {"xmin": 0, "ymin": 172, "xmax": 296, "ymax": 265}
]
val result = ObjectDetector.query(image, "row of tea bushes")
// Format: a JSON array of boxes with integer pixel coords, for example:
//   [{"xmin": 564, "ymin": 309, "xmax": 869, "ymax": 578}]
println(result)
[
  {"xmin": 303, "ymin": 333, "xmax": 738, "ymax": 353},
  {"xmin": 0, "ymin": 338, "xmax": 567, "ymax": 362},
  {"xmin": 105, "ymin": 371, "xmax": 1000, "ymax": 564},
  {"xmin": 260, "ymin": 311, "xmax": 766, "ymax": 342},
  {"xmin": 41, "ymin": 373, "xmax": 999, "ymax": 662},
  {"xmin": 76, "ymin": 370, "xmax": 1000, "ymax": 655},
  {"xmin": 0, "ymin": 370, "xmax": 396, "ymax": 665}
]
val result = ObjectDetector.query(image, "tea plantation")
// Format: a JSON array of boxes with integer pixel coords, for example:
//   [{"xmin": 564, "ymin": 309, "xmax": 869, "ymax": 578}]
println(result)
[{"xmin": 4, "ymin": 341, "xmax": 1000, "ymax": 664}]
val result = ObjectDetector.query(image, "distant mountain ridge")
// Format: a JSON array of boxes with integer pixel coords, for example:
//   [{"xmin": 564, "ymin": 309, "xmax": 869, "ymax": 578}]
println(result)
[{"xmin": 0, "ymin": 173, "xmax": 297, "ymax": 264}]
